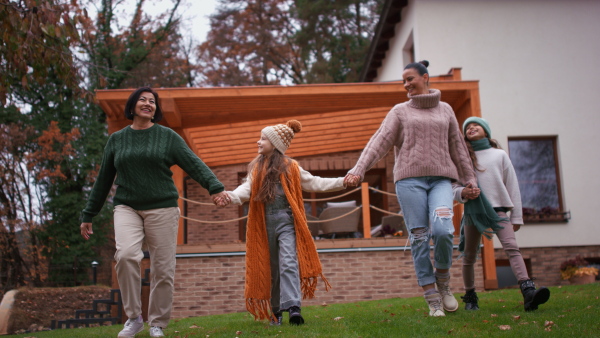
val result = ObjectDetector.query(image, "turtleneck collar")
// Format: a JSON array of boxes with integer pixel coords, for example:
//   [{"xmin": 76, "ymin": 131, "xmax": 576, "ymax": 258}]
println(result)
[{"xmin": 407, "ymin": 89, "xmax": 441, "ymax": 109}]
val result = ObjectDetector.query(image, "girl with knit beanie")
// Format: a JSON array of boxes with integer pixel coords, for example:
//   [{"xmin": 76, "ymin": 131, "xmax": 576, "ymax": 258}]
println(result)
[
  {"xmin": 453, "ymin": 117, "xmax": 550, "ymax": 311},
  {"xmin": 345, "ymin": 60, "xmax": 477, "ymax": 317},
  {"xmin": 219, "ymin": 120, "xmax": 345, "ymax": 325}
]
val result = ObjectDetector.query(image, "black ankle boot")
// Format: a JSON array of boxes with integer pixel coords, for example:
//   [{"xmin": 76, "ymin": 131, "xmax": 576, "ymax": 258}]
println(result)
[
  {"xmin": 461, "ymin": 289, "xmax": 479, "ymax": 310},
  {"xmin": 270, "ymin": 311, "xmax": 282, "ymax": 326},
  {"xmin": 519, "ymin": 279, "xmax": 550, "ymax": 311},
  {"xmin": 288, "ymin": 306, "xmax": 305, "ymax": 325}
]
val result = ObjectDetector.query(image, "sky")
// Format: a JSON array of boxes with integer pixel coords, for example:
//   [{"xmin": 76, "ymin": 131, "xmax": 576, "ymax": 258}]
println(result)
[{"xmin": 146, "ymin": 0, "xmax": 218, "ymax": 44}]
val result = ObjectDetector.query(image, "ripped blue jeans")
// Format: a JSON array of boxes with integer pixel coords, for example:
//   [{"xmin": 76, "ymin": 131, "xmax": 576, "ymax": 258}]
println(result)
[{"xmin": 395, "ymin": 176, "xmax": 455, "ymax": 287}]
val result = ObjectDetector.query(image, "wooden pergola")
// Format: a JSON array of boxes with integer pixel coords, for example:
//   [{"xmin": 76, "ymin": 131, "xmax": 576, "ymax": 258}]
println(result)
[{"xmin": 96, "ymin": 68, "xmax": 499, "ymax": 289}]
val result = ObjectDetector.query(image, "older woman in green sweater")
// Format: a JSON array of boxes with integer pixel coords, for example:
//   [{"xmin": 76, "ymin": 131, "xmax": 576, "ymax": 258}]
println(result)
[
  {"xmin": 345, "ymin": 61, "xmax": 476, "ymax": 317},
  {"xmin": 80, "ymin": 87, "xmax": 228, "ymax": 338}
]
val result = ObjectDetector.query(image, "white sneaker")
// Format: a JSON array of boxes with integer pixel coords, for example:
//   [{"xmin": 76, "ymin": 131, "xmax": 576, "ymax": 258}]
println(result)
[
  {"xmin": 424, "ymin": 292, "xmax": 445, "ymax": 317},
  {"xmin": 150, "ymin": 326, "xmax": 165, "ymax": 337},
  {"xmin": 118, "ymin": 315, "xmax": 144, "ymax": 338},
  {"xmin": 436, "ymin": 276, "xmax": 459, "ymax": 312}
]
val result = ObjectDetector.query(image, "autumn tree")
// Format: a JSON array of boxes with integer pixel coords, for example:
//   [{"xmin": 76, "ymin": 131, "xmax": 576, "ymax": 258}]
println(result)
[
  {"xmin": 197, "ymin": 0, "xmax": 383, "ymax": 86},
  {"xmin": 0, "ymin": 122, "xmax": 47, "ymax": 291},
  {"xmin": 2, "ymin": 0, "xmax": 193, "ymax": 286},
  {"xmin": 0, "ymin": 0, "xmax": 82, "ymax": 105}
]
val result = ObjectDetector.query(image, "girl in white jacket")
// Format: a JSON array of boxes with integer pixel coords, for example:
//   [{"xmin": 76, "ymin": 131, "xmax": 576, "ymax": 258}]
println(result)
[
  {"xmin": 218, "ymin": 120, "xmax": 345, "ymax": 326},
  {"xmin": 454, "ymin": 117, "xmax": 550, "ymax": 311}
]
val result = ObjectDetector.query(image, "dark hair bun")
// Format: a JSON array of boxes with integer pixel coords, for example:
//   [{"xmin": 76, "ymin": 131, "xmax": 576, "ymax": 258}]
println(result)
[
  {"xmin": 286, "ymin": 120, "xmax": 302, "ymax": 133},
  {"xmin": 418, "ymin": 60, "xmax": 429, "ymax": 68}
]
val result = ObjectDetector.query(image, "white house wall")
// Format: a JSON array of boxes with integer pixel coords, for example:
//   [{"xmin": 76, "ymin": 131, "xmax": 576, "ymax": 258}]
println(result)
[{"xmin": 375, "ymin": 0, "xmax": 600, "ymax": 248}]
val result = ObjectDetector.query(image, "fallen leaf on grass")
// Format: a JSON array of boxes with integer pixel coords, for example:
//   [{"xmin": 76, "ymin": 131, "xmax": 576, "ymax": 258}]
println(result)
[
  {"xmin": 321, "ymin": 302, "xmax": 329, "ymax": 307},
  {"xmin": 497, "ymin": 299, "xmax": 505, "ymax": 302},
  {"xmin": 512, "ymin": 315, "xmax": 520, "ymax": 320},
  {"xmin": 519, "ymin": 322, "xmax": 529, "ymax": 325},
  {"xmin": 491, "ymin": 314, "xmax": 498, "ymax": 318},
  {"xmin": 587, "ymin": 306, "xmax": 592, "ymax": 309},
  {"xmin": 558, "ymin": 315, "xmax": 565, "ymax": 318},
  {"xmin": 189, "ymin": 324, "xmax": 203, "ymax": 329},
  {"xmin": 545, "ymin": 327, "xmax": 552, "ymax": 332},
  {"xmin": 545, "ymin": 321, "xmax": 555, "ymax": 328},
  {"xmin": 333, "ymin": 317, "xmax": 344, "ymax": 321},
  {"xmin": 482, "ymin": 320, "xmax": 489, "ymax": 323},
  {"xmin": 447, "ymin": 328, "xmax": 454, "ymax": 334},
  {"xmin": 498, "ymin": 325, "xmax": 511, "ymax": 330},
  {"xmin": 236, "ymin": 331, "xmax": 242, "ymax": 335}
]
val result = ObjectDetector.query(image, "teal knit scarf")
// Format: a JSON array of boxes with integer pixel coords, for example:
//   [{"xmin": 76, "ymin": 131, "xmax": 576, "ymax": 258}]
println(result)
[
  {"xmin": 471, "ymin": 138, "xmax": 491, "ymax": 151},
  {"xmin": 459, "ymin": 137, "xmax": 506, "ymax": 253}
]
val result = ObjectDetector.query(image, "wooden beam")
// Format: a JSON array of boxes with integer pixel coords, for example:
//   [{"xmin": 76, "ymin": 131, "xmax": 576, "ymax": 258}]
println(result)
[
  {"xmin": 361, "ymin": 182, "xmax": 371, "ymax": 239},
  {"xmin": 481, "ymin": 236, "xmax": 499, "ymax": 290},
  {"xmin": 161, "ymin": 98, "xmax": 182, "ymax": 128}
]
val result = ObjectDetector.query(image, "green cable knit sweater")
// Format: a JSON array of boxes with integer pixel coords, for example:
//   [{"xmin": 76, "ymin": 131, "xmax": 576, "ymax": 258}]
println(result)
[{"xmin": 81, "ymin": 124, "xmax": 224, "ymax": 222}]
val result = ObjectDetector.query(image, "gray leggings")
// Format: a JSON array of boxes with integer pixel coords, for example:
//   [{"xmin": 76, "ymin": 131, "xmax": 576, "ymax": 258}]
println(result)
[{"xmin": 462, "ymin": 211, "xmax": 529, "ymax": 290}]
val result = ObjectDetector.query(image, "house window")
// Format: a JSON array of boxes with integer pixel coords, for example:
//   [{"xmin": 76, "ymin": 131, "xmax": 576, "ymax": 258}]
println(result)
[{"xmin": 507, "ymin": 136, "xmax": 569, "ymax": 222}]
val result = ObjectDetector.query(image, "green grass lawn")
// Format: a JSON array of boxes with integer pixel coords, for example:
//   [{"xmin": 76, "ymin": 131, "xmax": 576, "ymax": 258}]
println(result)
[{"xmin": 13, "ymin": 283, "xmax": 599, "ymax": 337}]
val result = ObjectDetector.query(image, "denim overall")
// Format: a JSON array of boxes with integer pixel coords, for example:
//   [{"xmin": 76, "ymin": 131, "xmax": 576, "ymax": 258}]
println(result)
[{"xmin": 264, "ymin": 183, "xmax": 302, "ymax": 312}]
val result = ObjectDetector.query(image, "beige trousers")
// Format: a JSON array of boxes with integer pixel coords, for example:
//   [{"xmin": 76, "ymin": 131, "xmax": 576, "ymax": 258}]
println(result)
[{"xmin": 113, "ymin": 205, "xmax": 180, "ymax": 328}]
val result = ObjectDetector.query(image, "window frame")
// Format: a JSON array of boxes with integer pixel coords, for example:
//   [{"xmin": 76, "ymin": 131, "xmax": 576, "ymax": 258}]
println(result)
[{"xmin": 507, "ymin": 135, "xmax": 569, "ymax": 223}]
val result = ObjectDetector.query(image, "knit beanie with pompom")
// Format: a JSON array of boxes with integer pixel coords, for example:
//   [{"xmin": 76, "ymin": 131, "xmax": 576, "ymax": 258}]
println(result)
[{"xmin": 261, "ymin": 120, "xmax": 302, "ymax": 154}]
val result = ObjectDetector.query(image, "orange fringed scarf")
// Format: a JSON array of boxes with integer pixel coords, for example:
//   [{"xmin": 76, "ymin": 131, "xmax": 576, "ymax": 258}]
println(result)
[{"xmin": 244, "ymin": 160, "xmax": 331, "ymax": 321}]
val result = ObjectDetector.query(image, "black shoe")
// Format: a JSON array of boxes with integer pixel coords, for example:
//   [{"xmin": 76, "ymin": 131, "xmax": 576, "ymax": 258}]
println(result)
[
  {"xmin": 520, "ymin": 279, "xmax": 550, "ymax": 311},
  {"xmin": 270, "ymin": 312, "xmax": 282, "ymax": 326},
  {"xmin": 288, "ymin": 306, "xmax": 305, "ymax": 325},
  {"xmin": 461, "ymin": 289, "xmax": 479, "ymax": 310}
]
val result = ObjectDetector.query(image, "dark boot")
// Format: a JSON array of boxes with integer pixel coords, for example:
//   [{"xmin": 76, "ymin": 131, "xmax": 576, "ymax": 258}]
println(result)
[
  {"xmin": 520, "ymin": 279, "xmax": 550, "ymax": 311},
  {"xmin": 270, "ymin": 311, "xmax": 282, "ymax": 326},
  {"xmin": 288, "ymin": 306, "xmax": 305, "ymax": 325},
  {"xmin": 461, "ymin": 289, "xmax": 479, "ymax": 310}
]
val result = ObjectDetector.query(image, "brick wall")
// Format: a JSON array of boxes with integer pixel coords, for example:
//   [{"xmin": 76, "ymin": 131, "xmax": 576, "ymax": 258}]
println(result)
[
  {"xmin": 184, "ymin": 150, "xmax": 395, "ymax": 245},
  {"xmin": 170, "ymin": 247, "xmax": 484, "ymax": 318},
  {"xmin": 495, "ymin": 245, "xmax": 600, "ymax": 287}
]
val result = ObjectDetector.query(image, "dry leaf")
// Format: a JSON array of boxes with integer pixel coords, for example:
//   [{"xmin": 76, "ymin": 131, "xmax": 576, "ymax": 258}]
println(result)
[
  {"xmin": 491, "ymin": 314, "xmax": 498, "ymax": 317},
  {"xmin": 321, "ymin": 302, "xmax": 329, "ymax": 307},
  {"xmin": 512, "ymin": 315, "xmax": 521, "ymax": 320},
  {"xmin": 447, "ymin": 329, "xmax": 454, "ymax": 334},
  {"xmin": 482, "ymin": 320, "xmax": 489, "ymax": 323},
  {"xmin": 498, "ymin": 325, "xmax": 511, "ymax": 330},
  {"xmin": 558, "ymin": 315, "xmax": 565, "ymax": 318},
  {"xmin": 545, "ymin": 321, "xmax": 554, "ymax": 327},
  {"xmin": 545, "ymin": 327, "xmax": 552, "ymax": 332},
  {"xmin": 189, "ymin": 325, "xmax": 202, "ymax": 329},
  {"xmin": 333, "ymin": 317, "xmax": 344, "ymax": 321},
  {"xmin": 497, "ymin": 299, "xmax": 505, "ymax": 302}
]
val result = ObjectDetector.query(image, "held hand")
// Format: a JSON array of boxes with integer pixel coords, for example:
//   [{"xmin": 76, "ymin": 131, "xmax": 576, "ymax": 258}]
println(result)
[
  {"xmin": 80, "ymin": 222, "xmax": 93, "ymax": 240},
  {"xmin": 513, "ymin": 224, "xmax": 521, "ymax": 232},
  {"xmin": 344, "ymin": 174, "xmax": 361, "ymax": 187},
  {"xmin": 461, "ymin": 183, "xmax": 481, "ymax": 200},
  {"xmin": 212, "ymin": 191, "xmax": 231, "ymax": 208}
]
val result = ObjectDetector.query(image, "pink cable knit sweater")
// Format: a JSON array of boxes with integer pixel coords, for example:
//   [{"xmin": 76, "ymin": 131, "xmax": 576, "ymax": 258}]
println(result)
[{"xmin": 349, "ymin": 89, "xmax": 476, "ymax": 186}]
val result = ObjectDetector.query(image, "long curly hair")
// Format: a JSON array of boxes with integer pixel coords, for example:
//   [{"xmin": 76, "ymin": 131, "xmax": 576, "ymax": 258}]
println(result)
[{"xmin": 247, "ymin": 151, "xmax": 292, "ymax": 203}]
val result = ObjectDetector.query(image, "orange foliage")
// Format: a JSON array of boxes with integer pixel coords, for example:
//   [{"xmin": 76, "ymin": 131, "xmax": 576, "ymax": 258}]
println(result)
[{"xmin": 27, "ymin": 121, "xmax": 80, "ymax": 182}]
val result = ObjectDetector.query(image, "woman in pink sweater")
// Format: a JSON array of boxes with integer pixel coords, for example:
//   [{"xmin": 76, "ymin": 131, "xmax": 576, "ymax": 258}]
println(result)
[{"xmin": 345, "ymin": 60, "xmax": 476, "ymax": 317}]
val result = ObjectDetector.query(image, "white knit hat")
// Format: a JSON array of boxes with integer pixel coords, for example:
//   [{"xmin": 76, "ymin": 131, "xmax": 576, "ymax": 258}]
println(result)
[{"xmin": 261, "ymin": 120, "xmax": 302, "ymax": 154}]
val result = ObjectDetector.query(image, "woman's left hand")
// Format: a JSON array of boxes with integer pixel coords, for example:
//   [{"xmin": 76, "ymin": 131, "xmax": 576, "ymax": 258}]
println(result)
[{"xmin": 212, "ymin": 191, "xmax": 231, "ymax": 207}]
